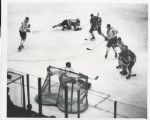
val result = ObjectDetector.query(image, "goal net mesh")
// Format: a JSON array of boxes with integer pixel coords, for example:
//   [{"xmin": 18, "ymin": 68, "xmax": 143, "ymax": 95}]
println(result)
[{"xmin": 35, "ymin": 66, "xmax": 89, "ymax": 113}]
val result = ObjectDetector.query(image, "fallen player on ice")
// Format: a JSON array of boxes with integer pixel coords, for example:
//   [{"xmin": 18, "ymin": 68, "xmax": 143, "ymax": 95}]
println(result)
[{"xmin": 52, "ymin": 18, "xmax": 82, "ymax": 31}]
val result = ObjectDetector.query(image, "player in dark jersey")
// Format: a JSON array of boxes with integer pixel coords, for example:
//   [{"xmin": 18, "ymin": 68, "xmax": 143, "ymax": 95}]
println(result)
[
  {"xmin": 89, "ymin": 13, "xmax": 105, "ymax": 40},
  {"xmin": 52, "ymin": 18, "xmax": 82, "ymax": 31},
  {"xmin": 119, "ymin": 45, "xmax": 136, "ymax": 79}
]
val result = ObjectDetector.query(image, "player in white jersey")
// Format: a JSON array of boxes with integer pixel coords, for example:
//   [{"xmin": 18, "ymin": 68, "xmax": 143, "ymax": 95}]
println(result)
[
  {"xmin": 50, "ymin": 62, "xmax": 76, "ymax": 85},
  {"xmin": 18, "ymin": 17, "xmax": 30, "ymax": 51},
  {"xmin": 105, "ymin": 24, "xmax": 118, "ymax": 58}
]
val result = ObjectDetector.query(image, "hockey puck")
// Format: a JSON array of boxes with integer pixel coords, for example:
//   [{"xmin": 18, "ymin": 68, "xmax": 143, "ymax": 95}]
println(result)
[
  {"xmin": 85, "ymin": 38, "xmax": 88, "ymax": 40},
  {"xmin": 94, "ymin": 76, "xmax": 99, "ymax": 80}
]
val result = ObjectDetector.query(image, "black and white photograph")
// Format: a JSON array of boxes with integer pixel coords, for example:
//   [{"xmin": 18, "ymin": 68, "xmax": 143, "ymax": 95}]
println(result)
[{"xmin": 6, "ymin": 0, "xmax": 148, "ymax": 119}]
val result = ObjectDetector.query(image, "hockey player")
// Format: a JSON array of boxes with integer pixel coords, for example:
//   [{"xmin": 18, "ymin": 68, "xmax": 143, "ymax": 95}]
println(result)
[
  {"xmin": 64, "ymin": 62, "xmax": 91, "ymax": 89},
  {"xmin": 89, "ymin": 13, "xmax": 105, "ymax": 41},
  {"xmin": 119, "ymin": 45, "xmax": 136, "ymax": 79},
  {"xmin": 105, "ymin": 24, "xmax": 118, "ymax": 58},
  {"xmin": 18, "ymin": 17, "xmax": 30, "ymax": 51},
  {"xmin": 52, "ymin": 18, "xmax": 82, "ymax": 31}
]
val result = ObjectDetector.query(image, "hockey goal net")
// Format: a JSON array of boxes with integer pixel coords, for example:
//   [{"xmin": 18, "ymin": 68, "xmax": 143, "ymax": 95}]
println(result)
[{"xmin": 35, "ymin": 65, "xmax": 89, "ymax": 113}]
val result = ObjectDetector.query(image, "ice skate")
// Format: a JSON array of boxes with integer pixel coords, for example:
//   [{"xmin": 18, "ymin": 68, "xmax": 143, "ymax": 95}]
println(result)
[
  {"xmin": 18, "ymin": 46, "xmax": 22, "ymax": 52},
  {"xmin": 126, "ymin": 74, "xmax": 131, "ymax": 79},
  {"xmin": 116, "ymin": 65, "xmax": 121, "ymax": 69},
  {"xmin": 90, "ymin": 36, "xmax": 95, "ymax": 41},
  {"xmin": 21, "ymin": 45, "xmax": 24, "ymax": 49},
  {"xmin": 120, "ymin": 70, "xmax": 127, "ymax": 75}
]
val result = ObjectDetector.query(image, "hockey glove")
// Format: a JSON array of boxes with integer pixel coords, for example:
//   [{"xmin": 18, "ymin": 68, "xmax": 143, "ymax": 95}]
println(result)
[
  {"xmin": 27, "ymin": 24, "xmax": 30, "ymax": 28},
  {"xmin": 27, "ymin": 29, "xmax": 30, "ymax": 33}
]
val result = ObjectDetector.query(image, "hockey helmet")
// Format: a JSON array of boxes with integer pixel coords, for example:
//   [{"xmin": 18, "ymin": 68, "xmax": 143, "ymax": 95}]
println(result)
[
  {"xmin": 90, "ymin": 14, "xmax": 94, "ymax": 17},
  {"xmin": 66, "ymin": 62, "xmax": 71, "ymax": 68},
  {"xmin": 25, "ymin": 17, "xmax": 29, "ymax": 20}
]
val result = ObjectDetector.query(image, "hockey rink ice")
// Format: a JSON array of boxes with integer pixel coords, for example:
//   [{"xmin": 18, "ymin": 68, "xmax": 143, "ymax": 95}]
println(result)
[{"xmin": 7, "ymin": 3, "xmax": 148, "ymax": 118}]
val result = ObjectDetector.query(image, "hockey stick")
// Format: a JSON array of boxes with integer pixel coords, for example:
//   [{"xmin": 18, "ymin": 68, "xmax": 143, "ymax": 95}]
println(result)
[
  {"xmin": 79, "ymin": 73, "xmax": 99, "ymax": 80},
  {"xmin": 88, "ymin": 75, "xmax": 99, "ymax": 80},
  {"xmin": 86, "ymin": 40, "xmax": 105, "ymax": 51}
]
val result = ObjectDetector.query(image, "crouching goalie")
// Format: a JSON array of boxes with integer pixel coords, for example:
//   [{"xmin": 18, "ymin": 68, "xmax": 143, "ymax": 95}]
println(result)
[
  {"xmin": 119, "ymin": 45, "xmax": 136, "ymax": 79},
  {"xmin": 52, "ymin": 18, "xmax": 82, "ymax": 31}
]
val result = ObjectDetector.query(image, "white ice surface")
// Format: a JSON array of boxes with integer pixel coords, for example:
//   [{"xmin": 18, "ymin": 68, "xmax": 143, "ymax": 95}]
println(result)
[{"xmin": 7, "ymin": 3, "xmax": 147, "ymax": 118}]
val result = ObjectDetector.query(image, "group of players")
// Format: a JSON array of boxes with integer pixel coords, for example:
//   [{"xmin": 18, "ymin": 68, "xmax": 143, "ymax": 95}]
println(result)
[
  {"xmin": 18, "ymin": 14, "xmax": 136, "ymax": 79},
  {"xmin": 87, "ymin": 13, "xmax": 136, "ymax": 79}
]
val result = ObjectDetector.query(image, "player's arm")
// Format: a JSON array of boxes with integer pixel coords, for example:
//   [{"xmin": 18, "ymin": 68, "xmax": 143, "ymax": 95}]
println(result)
[
  {"xmin": 113, "ymin": 28, "xmax": 118, "ymax": 34},
  {"xmin": 26, "ymin": 23, "xmax": 31, "ymax": 33}
]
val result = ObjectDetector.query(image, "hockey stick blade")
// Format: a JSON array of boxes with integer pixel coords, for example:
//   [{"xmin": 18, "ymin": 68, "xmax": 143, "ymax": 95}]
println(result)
[
  {"xmin": 131, "ymin": 74, "xmax": 136, "ymax": 76},
  {"xmin": 86, "ymin": 48, "xmax": 92, "ymax": 50}
]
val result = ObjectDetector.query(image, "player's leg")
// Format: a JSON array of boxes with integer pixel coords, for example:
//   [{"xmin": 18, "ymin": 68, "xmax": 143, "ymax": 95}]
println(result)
[
  {"xmin": 18, "ymin": 31, "xmax": 26, "ymax": 51},
  {"xmin": 52, "ymin": 20, "xmax": 66, "ymax": 28},
  {"xmin": 20, "ymin": 32, "xmax": 26, "ymax": 48},
  {"xmin": 112, "ymin": 45, "xmax": 117, "ymax": 57},
  {"xmin": 116, "ymin": 55, "xmax": 122, "ymax": 69},
  {"xmin": 62, "ymin": 20, "xmax": 71, "ymax": 31},
  {"xmin": 62, "ymin": 25, "xmax": 68, "ymax": 31},
  {"xmin": 112, "ymin": 46, "xmax": 117, "ymax": 58},
  {"xmin": 112, "ymin": 37, "xmax": 118, "ymax": 58},
  {"xmin": 120, "ymin": 65, "xmax": 128, "ymax": 75},
  {"xmin": 20, "ymin": 40, "xmax": 25, "ymax": 48},
  {"xmin": 105, "ymin": 41, "xmax": 111, "ymax": 58},
  {"xmin": 89, "ymin": 27, "xmax": 95, "ymax": 40},
  {"xmin": 126, "ymin": 59, "xmax": 136, "ymax": 79},
  {"xmin": 61, "ymin": 20, "xmax": 71, "ymax": 30},
  {"xmin": 120, "ymin": 58, "xmax": 128, "ymax": 75},
  {"xmin": 65, "ymin": 21, "xmax": 71, "ymax": 30},
  {"xmin": 52, "ymin": 23, "xmax": 61, "ymax": 28}
]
